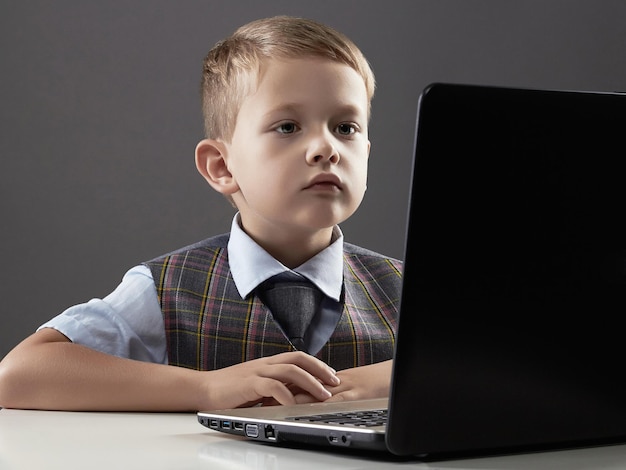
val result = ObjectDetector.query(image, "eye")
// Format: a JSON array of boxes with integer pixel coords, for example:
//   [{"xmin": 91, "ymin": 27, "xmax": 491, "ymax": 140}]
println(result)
[
  {"xmin": 275, "ymin": 122, "xmax": 299, "ymax": 134},
  {"xmin": 335, "ymin": 123, "xmax": 357, "ymax": 136}
]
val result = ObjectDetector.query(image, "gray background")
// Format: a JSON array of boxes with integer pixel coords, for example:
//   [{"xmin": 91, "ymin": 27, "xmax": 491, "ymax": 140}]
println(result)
[{"xmin": 2, "ymin": 0, "xmax": 625, "ymax": 358}]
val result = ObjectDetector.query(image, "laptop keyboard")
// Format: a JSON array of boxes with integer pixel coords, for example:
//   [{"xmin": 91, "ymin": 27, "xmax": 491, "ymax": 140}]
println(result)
[{"xmin": 287, "ymin": 409, "xmax": 387, "ymax": 427}]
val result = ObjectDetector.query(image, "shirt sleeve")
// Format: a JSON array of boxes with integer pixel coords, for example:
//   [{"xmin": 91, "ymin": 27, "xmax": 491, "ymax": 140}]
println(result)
[{"xmin": 38, "ymin": 265, "xmax": 168, "ymax": 364}]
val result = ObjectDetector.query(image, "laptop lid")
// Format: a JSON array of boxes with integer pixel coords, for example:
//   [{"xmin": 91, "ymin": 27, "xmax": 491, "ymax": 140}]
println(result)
[{"xmin": 386, "ymin": 83, "xmax": 626, "ymax": 456}]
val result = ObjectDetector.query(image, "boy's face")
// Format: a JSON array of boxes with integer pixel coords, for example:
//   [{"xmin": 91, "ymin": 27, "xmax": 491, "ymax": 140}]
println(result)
[{"xmin": 223, "ymin": 57, "xmax": 370, "ymax": 243}]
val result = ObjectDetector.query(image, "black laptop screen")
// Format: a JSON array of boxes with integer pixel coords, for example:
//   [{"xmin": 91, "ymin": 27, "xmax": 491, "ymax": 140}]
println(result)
[{"xmin": 388, "ymin": 84, "xmax": 626, "ymax": 456}]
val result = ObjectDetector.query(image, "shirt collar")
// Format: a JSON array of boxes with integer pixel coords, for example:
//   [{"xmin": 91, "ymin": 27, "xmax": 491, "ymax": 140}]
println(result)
[{"xmin": 227, "ymin": 213, "xmax": 344, "ymax": 301}]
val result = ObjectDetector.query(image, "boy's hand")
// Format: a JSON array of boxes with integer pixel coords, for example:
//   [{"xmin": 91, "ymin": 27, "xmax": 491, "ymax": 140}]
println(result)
[
  {"xmin": 284, "ymin": 359, "xmax": 393, "ymax": 405},
  {"xmin": 202, "ymin": 351, "xmax": 340, "ymax": 409},
  {"xmin": 323, "ymin": 360, "xmax": 392, "ymax": 403}
]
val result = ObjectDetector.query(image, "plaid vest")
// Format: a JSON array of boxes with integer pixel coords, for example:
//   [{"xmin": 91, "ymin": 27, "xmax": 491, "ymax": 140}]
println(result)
[{"xmin": 145, "ymin": 234, "xmax": 402, "ymax": 371}]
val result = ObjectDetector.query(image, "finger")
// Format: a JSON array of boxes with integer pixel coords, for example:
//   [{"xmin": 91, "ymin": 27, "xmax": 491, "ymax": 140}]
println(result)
[
  {"xmin": 322, "ymin": 391, "xmax": 356, "ymax": 403},
  {"xmin": 286, "ymin": 384, "xmax": 320, "ymax": 405},
  {"xmin": 268, "ymin": 352, "xmax": 340, "ymax": 386},
  {"xmin": 252, "ymin": 377, "xmax": 299, "ymax": 406},
  {"xmin": 293, "ymin": 392, "xmax": 319, "ymax": 404},
  {"xmin": 258, "ymin": 363, "xmax": 333, "ymax": 401},
  {"xmin": 252, "ymin": 376, "xmax": 330, "ymax": 406}
]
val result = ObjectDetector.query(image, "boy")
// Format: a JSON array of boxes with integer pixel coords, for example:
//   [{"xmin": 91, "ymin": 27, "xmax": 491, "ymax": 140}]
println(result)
[{"xmin": 0, "ymin": 16, "xmax": 402, "ymax": 411}]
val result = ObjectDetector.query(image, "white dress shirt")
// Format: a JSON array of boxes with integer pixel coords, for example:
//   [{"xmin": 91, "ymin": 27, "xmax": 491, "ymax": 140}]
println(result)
[{"xmin": 39, "ymin": 214, "xmax": 344, "ymax": 362}]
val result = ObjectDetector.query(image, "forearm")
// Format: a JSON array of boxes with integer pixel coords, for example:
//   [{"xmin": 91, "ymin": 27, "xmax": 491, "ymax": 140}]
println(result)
[
  {"xmin": 0, "ymin": 331, "xmax": 205, "ymax": 412},
  {"xmin": 0, "ymin": 329, "xmax": 341, "ymax": 412}
]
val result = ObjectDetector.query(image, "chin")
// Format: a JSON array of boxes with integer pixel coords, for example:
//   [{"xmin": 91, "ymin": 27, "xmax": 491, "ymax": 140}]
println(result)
[{"xmin": 307, "ymin": 211, "xmax": 353, "ymax": 231}]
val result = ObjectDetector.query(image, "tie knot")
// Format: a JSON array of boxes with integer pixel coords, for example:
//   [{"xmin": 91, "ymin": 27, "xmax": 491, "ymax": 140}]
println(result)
[{"xmin": 261, "ymin": 271, "xmax": 309, "ymax": 288}]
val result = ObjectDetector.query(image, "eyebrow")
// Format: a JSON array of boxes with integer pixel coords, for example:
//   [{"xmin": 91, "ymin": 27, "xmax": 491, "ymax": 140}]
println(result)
[
  {"xmin": 263, "ymin": 102, "xmax": 366, "ymax": 120},
  {"xmin": 262, "ymin": 103, "xmax": 303, "ymax": 119}
]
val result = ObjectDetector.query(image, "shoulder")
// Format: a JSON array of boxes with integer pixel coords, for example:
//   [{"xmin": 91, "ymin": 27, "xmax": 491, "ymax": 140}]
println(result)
[
  {"xmin": 342, "ymin": 243, "xmax": 403, "ymax": 303},
  {"xmin": 343, "ymin": 242, "xmax": 403, "ymax": 277},
  {"xmin": 145, "ymin": 233, "xmax": 230, "ymax": 264},
  {"xmin": 143, "ymin": 234, "xmax": 231, "ymax": 293},
  {"xmin": 343, "ymin": 242, "xmax": 402, "ymax": 265}
]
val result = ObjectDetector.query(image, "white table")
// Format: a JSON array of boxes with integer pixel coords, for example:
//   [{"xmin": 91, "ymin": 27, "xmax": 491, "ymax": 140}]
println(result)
[{"xmin": 2, "ymin": 408, "xmax": 626, "ymax": 469}]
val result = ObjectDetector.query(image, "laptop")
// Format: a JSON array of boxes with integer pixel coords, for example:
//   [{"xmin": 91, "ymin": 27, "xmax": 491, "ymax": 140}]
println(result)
[{"xmin": 198, "ymin": 83, "xmax": 626, "ymax": 458}]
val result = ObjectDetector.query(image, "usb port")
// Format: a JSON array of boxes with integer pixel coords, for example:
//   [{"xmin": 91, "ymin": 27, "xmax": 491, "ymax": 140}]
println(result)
[
  {"xmin": 220, "ymin": 420, "xmax": 231, "ymax": 430},
  {"xmin": 209, "ymin": 419, "xmax": 219, "ymax": 429},
  {"xmin": 233, "ymin": 422, "xmax": 244, "ymax": 431}
]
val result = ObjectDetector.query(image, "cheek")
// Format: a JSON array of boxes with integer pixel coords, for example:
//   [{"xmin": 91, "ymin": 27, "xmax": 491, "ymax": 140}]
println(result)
[
  {"xmin": 344, "ymin": 162, "xmax": 369, "ymax": 211},
  {"xmin": 354, "ymin": 159, "xmax": 369, "ymax": 191},
  {"xmin": 235, "ymin": 160, "xmax": 290, "ymax": 199}
]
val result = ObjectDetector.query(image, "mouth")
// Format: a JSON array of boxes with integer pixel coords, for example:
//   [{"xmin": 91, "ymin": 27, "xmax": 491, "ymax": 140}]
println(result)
[{"xmin": 304, "ymin": 173, "xmax": 343, "ymax": 191}]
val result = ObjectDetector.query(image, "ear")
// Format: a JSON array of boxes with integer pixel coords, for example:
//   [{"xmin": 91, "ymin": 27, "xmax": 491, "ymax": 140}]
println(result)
[{"xmin": 195, "ymin": 139, "xmax": 240, "ymax": 196}]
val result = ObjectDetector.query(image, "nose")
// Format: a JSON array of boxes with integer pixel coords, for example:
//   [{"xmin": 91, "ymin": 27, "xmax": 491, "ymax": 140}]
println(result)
[{"xmin": 305, "ymin": 131, "xmax": 340, "ymax": 165}]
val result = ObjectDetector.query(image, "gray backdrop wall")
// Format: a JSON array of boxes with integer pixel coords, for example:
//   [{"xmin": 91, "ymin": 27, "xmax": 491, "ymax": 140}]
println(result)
[{"xmin": 2, "ymin": 0, "xmax": 625, "ymax": 358}]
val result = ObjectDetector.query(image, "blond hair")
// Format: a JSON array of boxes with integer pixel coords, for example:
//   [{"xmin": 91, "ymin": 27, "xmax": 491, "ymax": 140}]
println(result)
[{"xmin": 200, "ymin": 16, "xmax": 376, "ymax": 141}]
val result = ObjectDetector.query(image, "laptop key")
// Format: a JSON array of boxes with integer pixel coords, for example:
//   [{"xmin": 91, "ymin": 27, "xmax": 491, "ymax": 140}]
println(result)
[{"xmin": 287, "ymin": 409, "xmax": 387, "ymax": 427}]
